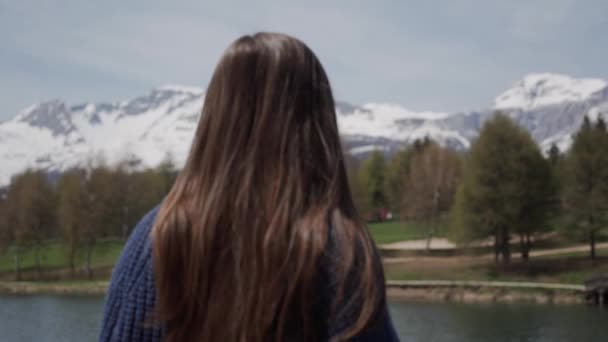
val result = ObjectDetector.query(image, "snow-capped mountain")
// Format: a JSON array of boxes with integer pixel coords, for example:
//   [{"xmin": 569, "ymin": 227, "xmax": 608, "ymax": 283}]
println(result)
[
  {"xmin": 490, "ymin": 73, "xmax": 608, "ymax": 151},
  {"xmin": 0, "ymin": 85, "xmax": 205, "ymax": 186},
  {"xmin": 1, "ymin": 73, "xmax": 607, "ymax": 186},
  {"xmin": 493, "ymin": 73, "xmax": 607, "ymax": 111}
]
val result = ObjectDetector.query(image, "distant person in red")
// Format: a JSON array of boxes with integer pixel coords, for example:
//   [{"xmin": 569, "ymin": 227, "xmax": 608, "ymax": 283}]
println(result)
[{"xmin": 100, "ymin": 32, "xmax": 399, "ymax": 342}]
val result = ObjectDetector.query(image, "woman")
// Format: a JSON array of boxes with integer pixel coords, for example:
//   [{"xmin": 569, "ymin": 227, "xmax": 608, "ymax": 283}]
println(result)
[{"xmin": 100, "ymin": 32, "xmax": 399, "ymax": 342}]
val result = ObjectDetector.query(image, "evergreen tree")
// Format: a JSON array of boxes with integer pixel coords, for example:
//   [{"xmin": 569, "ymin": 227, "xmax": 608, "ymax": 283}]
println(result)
[
  {"xmin": 448, "ymin": 183, "xmax": 486, "ymax": 245},
  {"xmin": 515, "ymin": 144, "xmax": 557, "ymax": 260},
  {"xmin": 344, "ymin": 153, "xmax": 369, "ymax": 217},
  {"xmin": 128, "ymin": 169, "xmax": 171, "ymax": 223},
  {"xmin": 563, "ymin": 115, "xmax": 608, "ymax": 259},
  {"xmin": 359, "ymin": 150, "xmax": 387, "ymax": 219},
  {"xmin": 457, "ymin": 113, "xmax": 555, "ymax": 264},
  {"xmin": 157, "ymin": 152, "xmax": 179, "ymax": 194},
  {"xmin": 597, "ymin": 114, "xmax": 607, "ymax": 131},
  {"xmin": 384, "ymin": 148, "xmax": 412, "ymax": 215},
  {"xmin": 548, "ymin": 143, "xmax": 561, "ymax": 166},
  {"xmin": 412, "ymin": 137, "xmax": 433, "ymax": 153}
]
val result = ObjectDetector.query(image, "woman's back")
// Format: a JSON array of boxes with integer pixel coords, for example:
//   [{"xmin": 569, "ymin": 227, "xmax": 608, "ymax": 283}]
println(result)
[
  {"xmin": 100, "ymin": 32, "xmax": 399, "ymax": 341},
  {"xmin": 100, "ymin": 207, "xmax": 398, "ymax": 341}
]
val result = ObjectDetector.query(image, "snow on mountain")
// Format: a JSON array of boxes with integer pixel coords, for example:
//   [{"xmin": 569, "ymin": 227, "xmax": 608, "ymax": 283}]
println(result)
[
  {"xmin": 491, "ymin": 73, "xmax": 608, "ymax": 153},
  {"xmin": 337, "ymin": 103, "xmax": 450, "ymax": 139},
  {"xmin": 0, "ymin": 86, "xmax": 205, "ymax": 186},
  {"xmin": 336, "ymin": 103, "xmax": 471, "ymax": 155},
  {"xmin": 1, "ymin": 73, "xmax": 608, "ymax": 187},
  {"xmin": 494, "ymin": 73, "xmax": 607, "ymax": 111}
]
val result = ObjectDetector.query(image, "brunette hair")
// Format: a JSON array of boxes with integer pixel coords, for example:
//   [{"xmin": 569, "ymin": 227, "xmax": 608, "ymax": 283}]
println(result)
[{"xmin": 152, "ymin": 32, "xmax": 384, "ymax": 342}]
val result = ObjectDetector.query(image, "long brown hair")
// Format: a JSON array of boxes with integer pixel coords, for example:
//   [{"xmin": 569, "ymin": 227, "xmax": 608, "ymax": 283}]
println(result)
[{"xmin": 152, "ymin": 32, "xmax": 384, "ymax": 342}]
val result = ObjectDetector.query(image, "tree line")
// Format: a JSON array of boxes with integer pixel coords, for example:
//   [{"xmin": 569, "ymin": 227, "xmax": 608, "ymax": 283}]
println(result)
[
  {"xmin": 0, "ymin": 111, "xmax": 607, "ymax": 280},
  {"xmin": 348, "ymin": 112, "xmax": 608, "ymax": 263},
  {"xmin": 0, "ymin": 157, "xmax": 177, "ymax": 280}
]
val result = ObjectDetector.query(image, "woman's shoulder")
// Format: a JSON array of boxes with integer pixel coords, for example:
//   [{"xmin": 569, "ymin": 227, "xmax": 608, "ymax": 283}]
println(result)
[
  {"xmin": 99, "ymin": 205, "xmax": 163, "ymax": 342},
  {"xmin": 122, "ymin": 205, "xmax": 161, "ymax": 260},
  {"xmin": 111, "ymin": 205, "xmax": 161, "ymax": 290}
]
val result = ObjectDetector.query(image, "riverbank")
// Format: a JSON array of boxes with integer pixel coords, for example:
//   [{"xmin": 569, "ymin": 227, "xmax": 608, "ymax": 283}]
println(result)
[
  {"xmin": 0, "ymin": 281, "xmax": 108, "ymax": 296},
  {"xmin": 0, "ymin": 279, "xmax": 587, "ymax": 304},
  {"xmin": 1, "ymin": 235, "xmax": 605, "ymax": 303},
  {"xmin": 386, "ymin": 280, "xmax": 585, "ymax": 304}
]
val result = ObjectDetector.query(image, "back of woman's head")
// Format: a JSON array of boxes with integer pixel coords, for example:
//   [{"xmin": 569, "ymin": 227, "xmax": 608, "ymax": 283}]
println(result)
[{"xmin": 152, "ymin": 32, "xmax": 384, "ymax": 342}]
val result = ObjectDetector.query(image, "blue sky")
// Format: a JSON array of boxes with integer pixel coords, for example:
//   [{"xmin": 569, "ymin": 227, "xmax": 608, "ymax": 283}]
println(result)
[{"xmin": 1, "ymin": 0, "xmax": 607, "ymax": 120}]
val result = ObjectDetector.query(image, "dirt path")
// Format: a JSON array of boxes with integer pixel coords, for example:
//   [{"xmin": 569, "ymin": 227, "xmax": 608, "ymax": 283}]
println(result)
[
  {"xmin": 381, "ymin": 233, "xmax": 558, "ymax": 251},
  {"xmin": 381, "ymin": 240, "xmax": 608, "ymax": 264},
  {"xmin": 381, "ymin": 238, "xmax": 462, "ymax": 250},
  {"xmin": 530, "ymin": 242, "xmax": 608, "ymax": 257}
]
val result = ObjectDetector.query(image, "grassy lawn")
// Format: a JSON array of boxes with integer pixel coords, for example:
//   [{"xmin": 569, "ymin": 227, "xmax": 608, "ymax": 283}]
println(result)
[
  {"xmin": 537, "ymin": 246, "xmax": 608, "ymax": 260},
  {"xmin": 0, "ymin": 279, "xmax": 109, "ymax": 295},
  {"xmin": 0, "ymin": 220, "xmax": 432, "ymax": 275},
  {"xmin": 384, "ymin": 250, "xmax": 608, "ymax": 284},
  {"xmin": 1, "ymin": 225, "xmax": 605, "ymax": 286},
  {"xmin": 0, "ymin": 239, "xmax": 124, "ymax": 274},
  {"xmin": 368, "ymin": 220, "xmax": 445, "ymax": 244},
  {"xmin": 1, "ymin": 225, "xmax": 416, "ymax": 273}
]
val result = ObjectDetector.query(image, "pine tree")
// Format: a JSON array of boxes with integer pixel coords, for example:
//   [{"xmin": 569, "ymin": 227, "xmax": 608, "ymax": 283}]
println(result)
[
  {"xmin": 448, "ymin": 183, "xmax": 486, "ymax": 245},
  {"xmin": 384, "ymin": 148, "xmax": 412, "ymax": 215},
  {"xmin": 158, "ymin": 152, "xmax": 179, "ymax": 194},
  {"xmin": 344, "ymin": 153, "xmax": 369, "ymax": 217},
  {"xmin": 548, "ymin": 143, "xmax": 561, "ymax": 166},
  {"xmin": 515, "ymin": 142, "xmax": 557, "ymax": 260},
  {"xmin": 359, "ymin": 150, "xmax": 387, "ymax": 220},
  {"xmin": 563, "ymin": 115, "xmax": 608, "ymax": 259},
  {"xmin": 457, "ymin": 113, "xmax": 555, "ymax": 264}
]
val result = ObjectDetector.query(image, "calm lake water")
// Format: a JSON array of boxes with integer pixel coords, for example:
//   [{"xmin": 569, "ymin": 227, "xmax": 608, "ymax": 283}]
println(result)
[{"xmin": 0, "ymin": 296, "xmax": 607, "ymax": 341}]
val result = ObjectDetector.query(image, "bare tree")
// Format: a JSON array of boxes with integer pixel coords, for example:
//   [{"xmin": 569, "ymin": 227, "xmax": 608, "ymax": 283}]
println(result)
[
  {"xmin": 0, "ymin": 193, "xmax": 10, "ymax": 259},
  {"xmin": 402, "ymin": 144, "xmax": 460, "ymax": 250},
  {"xmin": 57, "ymin": 169, "xmax": 87, "ymax": 277},
  {"xmin": 6, "ymin": 170, "xmax": 56, "ymax": 279}
]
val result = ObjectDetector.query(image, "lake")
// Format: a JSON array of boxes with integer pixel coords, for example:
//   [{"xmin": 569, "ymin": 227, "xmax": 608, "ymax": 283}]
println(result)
[{"xmin": 0, "ymin": 296, "xmax": 607, "ymax": 341}]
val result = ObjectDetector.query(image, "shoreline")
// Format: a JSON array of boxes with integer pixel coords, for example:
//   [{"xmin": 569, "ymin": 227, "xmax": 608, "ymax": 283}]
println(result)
[
  {"xmin": 0, "ymin": 280, "xmax": 588, "ymax": 304},
  {"xmin": 0, "ymin": 281, "xmax": 109, "ymax": 296},
  {"xmin": 385, "ymin": 280, "xmax": 586, "ymax": 304}
]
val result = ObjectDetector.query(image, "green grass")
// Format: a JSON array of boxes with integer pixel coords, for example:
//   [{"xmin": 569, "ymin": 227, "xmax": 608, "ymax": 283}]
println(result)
[
  {"xmin": 368, "ymin": 220, "xmax": 445, "ymax": 244},
  {"xmin": 0, "ymin": 239, "xmax": 124, "ymax": 273},
  {"xmin": 0, "ymin": 220, "xmax": 432, "ymax": 275},
  {"xmin": 2, "ymin": 224, "xmax": 605, "ymax": 286},
  {"xmin": 538, "ymin": 247, "xmax": 608, "ymax": 260},
  {"xmin": 384, "ymin": 250, "xmax": 608, "ymax": 284},
  {"xmin": 0, "ymin": 279, "xmax": 109, "ymax": 295}
]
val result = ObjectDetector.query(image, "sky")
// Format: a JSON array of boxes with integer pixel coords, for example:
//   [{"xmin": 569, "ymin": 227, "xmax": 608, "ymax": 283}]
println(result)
[{"xmin": 1, "ymin": 0, "xmax": 608, "ymax": 120}]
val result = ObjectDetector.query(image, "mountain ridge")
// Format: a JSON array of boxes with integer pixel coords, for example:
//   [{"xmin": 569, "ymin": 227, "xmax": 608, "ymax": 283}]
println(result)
[{"xmin": 1, "ymin": 73, "xmax": 607, "ymax": 186}]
